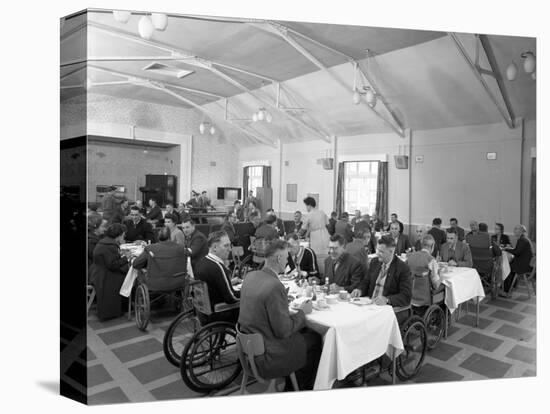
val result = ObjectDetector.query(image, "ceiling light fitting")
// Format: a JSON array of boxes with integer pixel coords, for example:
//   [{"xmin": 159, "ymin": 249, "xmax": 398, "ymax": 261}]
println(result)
[
  {"xmin": 112, "ymin": 10, "xmax": 169, "ymax": 38},
  {"xmin": 506, "ymin": 51, "xmax": 535, "ymax": 81},
  {"xmin": 252, "ymin": 108, "xmax": 272, "ymax": 123},
  {"xmin": 352, "ymin": 86, "xmax": 377, "ymax": 108},
  {"xmin": 199, "ymin": 122, "xmax": 216, "ymax": 135}
]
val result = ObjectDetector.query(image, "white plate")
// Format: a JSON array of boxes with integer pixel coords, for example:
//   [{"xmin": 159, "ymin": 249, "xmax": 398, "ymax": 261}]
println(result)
[{"xmin": 350, "ymin": 297, "xmax": 372, "ymax": 306}]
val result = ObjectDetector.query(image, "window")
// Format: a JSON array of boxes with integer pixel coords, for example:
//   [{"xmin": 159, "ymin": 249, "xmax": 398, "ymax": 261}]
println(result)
[
  {"xmin": 247, "ymin": 166, "xmax": 263, "ymax": 195},
  {"xmin": 343, "ymin": 161, "xmax": 378, "ymax": 214}
]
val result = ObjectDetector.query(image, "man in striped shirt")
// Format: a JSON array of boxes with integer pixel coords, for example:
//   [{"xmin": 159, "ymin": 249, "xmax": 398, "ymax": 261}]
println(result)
[{"xmin": 194, "ymin": 231, "xmax": 240, "ymax": 324}]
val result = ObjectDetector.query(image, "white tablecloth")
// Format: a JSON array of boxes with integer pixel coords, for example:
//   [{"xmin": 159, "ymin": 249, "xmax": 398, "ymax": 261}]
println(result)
[
  {"xmin": 501, "ymin": 252, "xmax": 513, "ymax": 282},
  {"xmin": 304, "ymin": 302, "xmax": 403, "ymax": 390},
  {"xmin": 440, "ymin": 267, "xmax": 485, "ymax": 313}
]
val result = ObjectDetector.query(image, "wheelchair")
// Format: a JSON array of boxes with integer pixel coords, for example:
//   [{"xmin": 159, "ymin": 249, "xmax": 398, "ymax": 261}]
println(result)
[
  {"xmin": 133, "ymin": 270, "xmax": 191, "ymax": 331},
  {"xmin": 392, "ymin": 305, "xmax": 428, "ymax": 381},
  {"xmin": 411, "ymin": 271, "xmax": 447, "ymax": 350},
  {"xmin": 162, "ymin": 279, "xmax": 242, "ymax": 393}
]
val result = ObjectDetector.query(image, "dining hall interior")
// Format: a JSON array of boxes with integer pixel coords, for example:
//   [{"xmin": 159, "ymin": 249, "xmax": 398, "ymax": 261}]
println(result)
[{"xmin": 60, "ymin": 6, "xmax": 538, "ymax": 405}]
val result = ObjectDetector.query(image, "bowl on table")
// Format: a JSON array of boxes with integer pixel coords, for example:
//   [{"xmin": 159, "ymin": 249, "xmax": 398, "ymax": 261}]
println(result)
[{"xmin": 325, "ymin": 294, "xmax": 338, "ymax": 305}]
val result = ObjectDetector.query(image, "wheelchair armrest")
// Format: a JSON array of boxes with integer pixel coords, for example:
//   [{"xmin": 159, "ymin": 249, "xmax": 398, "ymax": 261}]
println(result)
[
  {"xmin": 173, "ymin": 271, "xmax": 187, "ymax": 278},
  {"xmin": 393, "ymin": 305, "xmax": 411, "ymax": 315},
  {"xmin": 214, "ymin": 302, "xmax": 240, "ymax": 313}
]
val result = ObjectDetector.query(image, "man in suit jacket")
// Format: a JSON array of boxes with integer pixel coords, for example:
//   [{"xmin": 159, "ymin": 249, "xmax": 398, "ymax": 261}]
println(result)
[
  {"xmin": 449, "ymin": 218, "xmax": 465, "ymax": 241},
  {"xmin": 266, "ymin": 208, "xmax": 285, "ymax": 238},
  {"xmin": 503, "ymin": 225, "xmax": 533, "ymax": 294},
  {"xmin": 221, "ymin": 212, "xmax": 239, "ymax": 245},
  {"xmin": 326, "ymin": 211, "xmax": 337, "ymax": 236},
  {"xmin": 165, "ymin": 203, "xmax": 181, "ymax": 224},
  {"xmin": 334, "ymin": 212, "xmax": 354, "ymax": 243},
  {"xmin": 385, "ymin": 213, "xmax": 404, "ymax": 234},
  {"xmin": 351, "ymin": 235, "xmax": 412, "ymax": 310},
  {"xmin": 350, "ymin": 210, "xmax": 362, "ymax": 228},
  {"xmin": 181, "ymin": 217, "xmax": 209, "ymax": 268},
  {"xmin": 286, "ymin": 233, "xmax": 319, "ymax": 280},
  {"xmin": 254, "ymin": 215, "xmax": 279, "ymax": 240},
  {"xmin": 195, "ymin": 231, "xmax": 240, "ymax": 323},
  {"xmin": 324, "ymin": 234, "xmax": 365, "ymax": 293},
  {"xmin": 238, "ymin": 240, "xmax": 322, "ymax": 390},
  {"xmin": 440, "ymin": 228, "xmax": 473, "ymax": 267},
  {"xmin": 389, "ymin": 222, "xmax": 411, "ymax": 255},
  {"xmin": 124, "ymin": 206, "xmax": 156, "ymax": 243},
  {"xmin": 345, "ymin": 228, "xmax": 373, "ymax": 273},
  {"xmin": 428, "ymin": 218, "xmax": 447, "ymax": 258},
  {"xmin": 146, "ymin": 198, "xmax": 163, "ymax": 225},
  {"xmin": 132, "ymin": 227, "xmax": 188, "ymax": 291},
  {"xmin": 233, "ymin": 200, "xmax": 245, "ymax": 222},
  {"xmin": 370, "ymin": 212, "xmax": 385, "ymax": 233}
]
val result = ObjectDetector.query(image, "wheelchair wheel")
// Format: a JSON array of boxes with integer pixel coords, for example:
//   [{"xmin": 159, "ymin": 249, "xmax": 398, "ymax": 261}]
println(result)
[
  {"xmin": 396, "ymin": 315, "xmax": 427, "ymax": 381},
  {"xmin": 180, "ymin": 321, "xmax": 242, "ymax": 393},
  {"xmin": 135, "ymin": 284, "xmax": 150, "ymax": 331},
  {"xmin": 424, "ymin": 305, "xmax": 445, "ymax": 349},
  {"xmin": 163, "ymin": 310, "xmax": 201, "ymax": 367}
]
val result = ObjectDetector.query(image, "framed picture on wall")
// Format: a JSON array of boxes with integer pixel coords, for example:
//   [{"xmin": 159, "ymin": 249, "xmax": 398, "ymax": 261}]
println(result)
[{"xmin": 287, "ymin": 183, "xmax": 298, "ymax": 202}]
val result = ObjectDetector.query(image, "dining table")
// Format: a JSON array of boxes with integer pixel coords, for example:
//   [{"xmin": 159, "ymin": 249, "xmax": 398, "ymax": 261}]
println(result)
[
  {"xmin": 284, "ymin": 279, "xmax": 404, "ymax": 390},
  {"xmin": 439, "ymin": 266, "xmax": 485, "ymax": 326}
]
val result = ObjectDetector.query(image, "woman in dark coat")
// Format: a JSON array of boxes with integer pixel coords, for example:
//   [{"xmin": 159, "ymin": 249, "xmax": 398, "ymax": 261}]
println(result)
[
  {"xmin": 89, "ymin": 223, "xmax": 129, "ymax": 321},
  {"xmin": 88, "ymin": 214, "xmax": 107, "ymax": 268},
  {"xmin": 491, "ymin": 223, "xmax": 511, "ymax": 247}
]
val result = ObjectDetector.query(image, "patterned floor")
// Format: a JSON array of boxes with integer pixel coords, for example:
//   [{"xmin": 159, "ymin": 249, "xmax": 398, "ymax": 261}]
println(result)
[{"xmin": 74, "ymin": 282, "xmax": 536, "ymax": 404}]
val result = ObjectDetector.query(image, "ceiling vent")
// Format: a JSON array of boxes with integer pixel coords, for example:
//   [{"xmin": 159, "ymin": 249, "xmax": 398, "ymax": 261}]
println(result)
[{"xmin": 142, "ymin": 62, "xmax": 194, "ymax": 79}]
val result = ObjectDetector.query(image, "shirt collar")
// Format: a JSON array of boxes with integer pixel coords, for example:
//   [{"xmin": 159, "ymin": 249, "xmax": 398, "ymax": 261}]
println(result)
[{"xmin": 207, "ymin": 252, "xmax": 224, "ymax": 265}]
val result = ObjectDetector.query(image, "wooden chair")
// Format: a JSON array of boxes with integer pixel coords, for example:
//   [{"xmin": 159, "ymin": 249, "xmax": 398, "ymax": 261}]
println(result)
[
  {"xmin": 509, "ymin": 256, "xmax": 536, "ymax": 299},
  {"xmin": 235, "ymin": 324, "xmax": 299, "ymax": 394},
  {"xmin": 86, "ymin": 285, "xmax": 96, "ymax": 315}
]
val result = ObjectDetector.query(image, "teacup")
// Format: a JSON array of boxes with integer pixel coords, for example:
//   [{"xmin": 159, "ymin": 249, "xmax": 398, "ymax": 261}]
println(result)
[
  {"xmin": 339, "ymin": 290, "xmax": 349, "ymax": 300},
  {"xmin": 317, "ymin": 298, "xmax": 327, "ymax": 308}
]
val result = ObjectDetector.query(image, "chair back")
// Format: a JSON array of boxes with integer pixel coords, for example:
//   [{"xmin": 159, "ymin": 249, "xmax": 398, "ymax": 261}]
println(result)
[
  {"xmin": 235, "ymin": 324, "xmax": 268, "ymax": 383},
  {"xmin": 470, "ymin": 245, "xmax": 494, "ymax": 275},
  {"xmin": 283, "ymin": 220, "xmax": 295, "ymax": 235},
  {"xmin": 190, "ymin": 280, "xmax": 212, "ymax": 315},
  {"xmin": 210, "ymin": 224, "xmax": 223, "ymax": 233},
  {"xmin": 195, "ymin": 224, "xmax": 211, "ymax": 237},
  {"xmin": 412, "ymin": 271, "xmax": 432, "ymax": 306}
]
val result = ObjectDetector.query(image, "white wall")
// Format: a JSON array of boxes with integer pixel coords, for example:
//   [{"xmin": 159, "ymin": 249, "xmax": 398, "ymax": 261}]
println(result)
[
  {"xmin": 238, "ymin": 120, "xmax": 534, "ymax": 233},
  {"xmin": 60, "ymin": 93, "xmax": 240, "ymax": 206}
]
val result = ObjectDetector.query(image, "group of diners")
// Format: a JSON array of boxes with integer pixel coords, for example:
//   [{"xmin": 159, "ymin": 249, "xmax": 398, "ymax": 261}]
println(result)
[{"xmin": 87, "ymin": 191, "xmax": 534, "ymax": 390}]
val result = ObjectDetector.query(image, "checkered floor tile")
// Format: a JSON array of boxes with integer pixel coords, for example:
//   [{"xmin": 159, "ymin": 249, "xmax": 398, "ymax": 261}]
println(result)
[{"xmin": 84, "ymin": 284, "xmax": 536, "ymax": 403}]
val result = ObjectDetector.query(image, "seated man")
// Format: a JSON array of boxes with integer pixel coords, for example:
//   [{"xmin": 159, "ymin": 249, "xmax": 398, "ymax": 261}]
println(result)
[
  {"xmin": 124, "ymin": 205, "xmax": 156, "ymax": 243},
  {"xmin": 353, "ymin": 214, "xmax": 371, "ymax": 235},
  {"xmin": 414, "ymin": 226, "xmax": 427, "ymax": 252},
  {"xmin": 135, "ymin": 199, "xmax": 147, "ymax": 216},
  {"xmin": 427, "ymin": 217, "xmax": 447, "ymax": 258},
  {"xmin": 146, "ymin": 198, "xmax": 163, "ymax": 225},
  {"xmin": 370, "ymin": 212, "xmax": 385, "ymax": 233},
  {"xmin": 285, "ymin": 233, "xmax": 319, "ymax": 280},
  {"xmin": 465, "ymin": 220, "xmax": 479, "ymax": 244},
  {"xmin": 385, "ymin": 213, "xmax": 404, "ymax": 234},
  {"xmin": 449, "ymin": 217, "xmax": 465, "ymax": 242},
  {"xmin": 233, "ymin": 200, "xmax": 245, "ymax": 222},
  {"xmin": 350, "ymin": 210, "xmax": 362, "ymax": 228},
  {"xmin": 406, "ymin": 235, "xmax": 442, "ymax": 307},
  {"xmin": 195, "ymin": 231, "xmax": 240, "ymax": 324},
  {"xmin": 334, "ymin": 212, "xmax": 354, "ymax": 243},
  {"xmin": 266, "ymin": 208, "xmax": 285, "ymax": 238},
  {"xmin": 440, "ymin": 228, "xmax": 473, "ymax": 267},
  {"xmin": 132, "ymin": 227, "xmax": 188, "ymax": 291},
  {"xmin": 181, "ymin": 217, "xmax": 209, "ymax": 268},
  {"xmin": 165, "ymin": 203, "xmax": 181, "ymax": 224},
  {"xmin": 255, "ymin": 214, "xmax": 279, "ymax": 240},
  {"xmin": 164, "ymin": 213, "xmax": 185, "ymax": 245},
  {"xmin": 344, "ymin": 228, "xmax": 372, "ymax": 272},
  {"xmin": 326, "ymin": 211, "xmax": 337, "ymax": 236},
  {"xmin": 389, "ymin": 222, "xmax": 412, "ymax": 255},
  {"xmin": 238, "ymin": 240, "xmax": 322, "ymax": 391},
  {"xmin": 351, "ymin": 235, "xmax": 412, "ymax": 315},
  {"xmin": 221, "ymin": 212, "xmax": 239, "ymax": 245},
  {"xmin": 293, "ymin": 210, "xmax": 305, "ymax": 237},
  {"xmin": 324, "ymin": 234, "xmax": 365, "ymax": 293}
]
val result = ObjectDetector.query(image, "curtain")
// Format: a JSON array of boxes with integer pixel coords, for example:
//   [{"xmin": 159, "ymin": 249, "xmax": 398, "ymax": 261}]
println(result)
[
  {"xmin": 375, "ymin": 161, "xmax": 388, "ymax": 224},
  {"xmin": 529, "ymin": 157, "xmax": 536, "ymax": 242},
  {"xmin": 242, "ymin": 166, "xmax": 249, "ymax": 200},
  {"xmin": 335, "ymin": 162, "xmax": 345, "ymax": 218},
  {"xmin": 262, "ymin": 166, "xmax": 271, "ymax": 188}
]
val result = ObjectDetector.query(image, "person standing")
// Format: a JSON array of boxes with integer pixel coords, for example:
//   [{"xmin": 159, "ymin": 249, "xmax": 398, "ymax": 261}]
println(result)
[
  {"xmin": 302, "ymin": 197, "xmax": 330, "ymax": 268},
  {"xmin": 101, "ymin": 186, "xmax": 121, "ymax": 224},
  {"xmin": 428, "ymin": 218, "xmax": 447, "ymax": 258}
]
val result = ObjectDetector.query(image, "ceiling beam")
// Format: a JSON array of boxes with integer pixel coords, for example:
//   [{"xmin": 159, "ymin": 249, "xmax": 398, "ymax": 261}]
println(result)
[
  {"xmin": 86, "ymin": 65, "xmax": 225, "ymax": 99},
  {"xmin": 448, "ymin": 32, "xmax": 515, "ymax": 129},
  {"xmin": 249, "ymin": 22, "xmax": 405, "ymax": 138},
  {"xmin": 60, "ymin": 65, "xmax": 85, "ymax": 81},
  {"xmin": 139, "ymin": 80, "xmax": 277, "ymax": 148},
  {"xmin": 88, "ymin": 20, "xmax": 331, "ymax": 142}
]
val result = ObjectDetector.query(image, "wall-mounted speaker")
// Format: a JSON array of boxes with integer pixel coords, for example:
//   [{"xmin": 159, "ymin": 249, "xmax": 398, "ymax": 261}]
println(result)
[
  {"xmin": 321, "ymin": 158, "xmax": 334, "ymax": 170},
  {"xmin": 394, "ymin": 155, "xmax": 409, "ymax": 169}
]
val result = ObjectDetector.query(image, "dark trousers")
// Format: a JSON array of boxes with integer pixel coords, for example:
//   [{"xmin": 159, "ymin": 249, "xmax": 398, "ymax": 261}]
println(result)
[
  {"xmin": 285, "ymin": 327, "xmax": 322, "ymax": 391},
  {"xmin": 503, "ymin": 271, "xmax": 518, "ymax": 293}
]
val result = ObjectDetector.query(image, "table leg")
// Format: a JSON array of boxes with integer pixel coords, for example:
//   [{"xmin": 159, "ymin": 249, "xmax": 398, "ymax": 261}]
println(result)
[
  {"xmin": 392, "ymin": 347, "xmax": 396, "ymax": 385},
  {"xmin": 475, "ymin": 297, "xmax": 480, "ymax": 327}
]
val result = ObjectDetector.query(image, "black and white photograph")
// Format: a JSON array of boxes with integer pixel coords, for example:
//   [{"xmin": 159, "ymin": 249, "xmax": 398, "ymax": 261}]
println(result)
[
  {"xmin": 57, "ymin": 3, "xmax": 542, "ymax": 406},
  {"xmin": 5, "ymin": 1, "xmax": 547, "ymax": 413}
]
